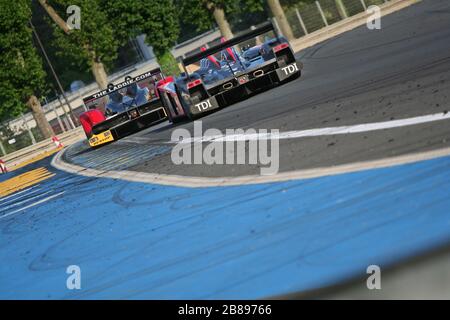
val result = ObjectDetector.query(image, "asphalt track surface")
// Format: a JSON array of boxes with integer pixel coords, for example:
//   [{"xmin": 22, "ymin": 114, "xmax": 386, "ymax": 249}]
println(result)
[
  {"xmin": 1, "ymin": 0, "xmax": 450, "ymax": 299},
  {"xmin": 65, "ymin": 0, "xmax": 450, "ymax": 178}
]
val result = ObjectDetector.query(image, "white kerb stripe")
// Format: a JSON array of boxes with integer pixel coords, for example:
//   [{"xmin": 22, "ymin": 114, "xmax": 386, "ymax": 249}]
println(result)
[{"xmin": 176, "ymin": 112, "xmax": 450, "ymax": 143}]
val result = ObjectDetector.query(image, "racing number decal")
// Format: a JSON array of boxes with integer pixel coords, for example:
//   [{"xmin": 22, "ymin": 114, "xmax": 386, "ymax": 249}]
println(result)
[
  {"xmin": 282, "ymin": 63, "xmax": 299, "ymax": 76},
  {"xmin": 195, "ymin": 100, "xmax": 213, "ymax": 112}
]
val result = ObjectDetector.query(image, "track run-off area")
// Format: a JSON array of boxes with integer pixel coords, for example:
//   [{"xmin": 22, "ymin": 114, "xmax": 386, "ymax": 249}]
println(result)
[{"xmin": 1, "ymin": 0, "xmax": 450, "ymax": 299}]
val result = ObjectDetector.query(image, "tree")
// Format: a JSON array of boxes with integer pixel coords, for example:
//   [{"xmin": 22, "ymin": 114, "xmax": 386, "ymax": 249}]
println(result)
[
  {"xmin": 39, "ymin": 0, "xmax": 118, "ymax": 89},
  {"xmin": 138, "ymin": 1, "xmax": 181, "ymax": 75},
  {"xmin": 208, "ymin": 1, "xmax": 234, "ymax": 40},
  {"xmin": 31, "ymin": 1, "xmax": 94, "ymax": 92},
  {"xmin": 177, "ymin": 0, "xmax": 263, "ymax": 40},
  {"xmin": 101, "ymin": 0, "xmax": 181, "ymax": 76},
  {"xmin": 0, "ymin": 0, "xmax": 54, "ymax": 138},
  {"xmin": 267, "ymin": 0, "xmax": 295, "ymax": 40},
  {"xmin": 177, "ymin": 0, "xmax": 231, "ymax": 40}
]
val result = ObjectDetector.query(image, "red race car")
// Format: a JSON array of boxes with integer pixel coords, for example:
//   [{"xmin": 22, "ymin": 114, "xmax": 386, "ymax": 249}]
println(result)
[{"xmin": 79, "ymin": 68, "xmax": 168, "ymax": 147}]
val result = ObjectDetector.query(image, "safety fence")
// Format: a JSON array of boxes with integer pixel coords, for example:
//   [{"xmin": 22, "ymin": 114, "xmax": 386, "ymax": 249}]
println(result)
[
  {"xmin": 286, "ymin": 0, "xmax": 388, "ymax": 38},
  {"xmin": 0, "ymin": 107, "xmax": 82, "ymax": 156}
]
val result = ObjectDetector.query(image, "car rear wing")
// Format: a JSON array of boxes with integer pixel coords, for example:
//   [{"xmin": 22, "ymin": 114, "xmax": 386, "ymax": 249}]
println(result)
[
  {"xmin": 83, "ymin": 67, "xmax": 164, "ymax": 105},
  {"xmin": 182, "ymin": 21, "xmax": 279, "ymax": 67}
]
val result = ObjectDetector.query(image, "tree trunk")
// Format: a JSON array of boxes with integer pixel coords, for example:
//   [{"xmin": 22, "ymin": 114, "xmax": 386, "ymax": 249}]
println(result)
[
  {"xmin": 38, "ymin": 0, "xmax": 71, "ymax": 34},
  {"xmin": 27, "ymin": 95, "xmax": 54, "ymax": 139},
  {"xmin": 39, "ymin": 0, "xmax": 110, "ymax": 90},
  {"xmin": 267, "ymin": 0, "xmax": 295, "ymax": 41},
  {"xmin": 91, "ymin": 60, "xmax": 109, "ymax": 90},
  {"xmin": 210, "ymin": 4, "xmax": 234, "ymax": 40}
]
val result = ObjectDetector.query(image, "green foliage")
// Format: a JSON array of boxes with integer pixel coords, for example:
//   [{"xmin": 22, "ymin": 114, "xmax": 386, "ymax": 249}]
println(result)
[
  {"xmin": 281, "ymin": 0, "xmax": 316, "ymax": 10},
  {"xmin": 104, "ymin": 0, "xmax": 180, "ymax": 57},
  {"xmin": 103, "ymin": 0, "xmax": 180, "ymax": 73},
  {"xmin": 158, "ymin": 51, "xmax": 181, "ymax": 76},
  {"xmin": 138, "ymin": 0, "xmax": 180, "ymax": 58},
  {"xmin": 0, "ymin": 0, "xmax": 47, "ymax": 122},
  {"xmin": 176, "ymin": 0, "xmax": 265, "ymax": 34},
  {"xmin": 99, "ymin": 0, "xmax": 144, "ymax": 44},
  {"xmin": 31, "ymin": 1, "xmax": 93, "ymax": 92},
  {"xmin": 176, "ymin": 0, "xmax": 213, "ymax": 33},
  {"xmin": 47, "ymin": 0, "xmax": 119, "ymax": 72}
]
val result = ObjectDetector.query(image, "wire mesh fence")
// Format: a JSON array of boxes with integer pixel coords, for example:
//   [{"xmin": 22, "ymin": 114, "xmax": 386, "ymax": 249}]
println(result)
[
  {"xmin": 285, "ymin": 0, "xmax": 390, "ymax": 38},
  {"xmin": 1, "ymin": 125, "xmax": 38, "ymax": 155},
  {"xmin": 0, "ymin": 104, "xmax": 80, "ymax": 156},
  {"xmin": 320, "ymin": 0, "xmax": 344, "ymax": 25},
  {"xmin": 0, "ymin": 120, "xmax": 44, "ymax": 156}
]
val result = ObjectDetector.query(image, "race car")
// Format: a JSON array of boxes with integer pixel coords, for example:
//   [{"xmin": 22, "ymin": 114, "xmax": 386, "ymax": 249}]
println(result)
[
  {"xmin": 79, "ymin": 68, "xmax": 168, "ymax": 147},
  {"xmin": 157, "ymin": 21, "xmax": 302, "ymax": 122}
]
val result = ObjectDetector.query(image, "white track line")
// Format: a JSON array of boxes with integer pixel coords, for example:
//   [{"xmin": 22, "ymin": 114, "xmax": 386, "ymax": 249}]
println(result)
[
  {"xmin": 177, "ymin": 112, "xmax": 450, "ymax": 143},
  {"xmin": 0, "ymin": 190, "xmax": 53, "ymax": 211},
  {"xmin": 0, "ymin": 192, "xmax": 65, "ymax": 220},
  {"xmin": 0, "ymin": 185, "xmax": 40, "ymax": 203},
  {"xmin": 0, "ymin": 187, "xmax": 45, "ymax": 206}
]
